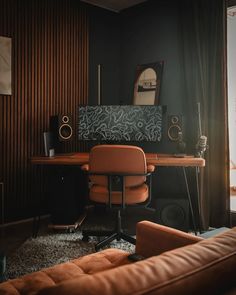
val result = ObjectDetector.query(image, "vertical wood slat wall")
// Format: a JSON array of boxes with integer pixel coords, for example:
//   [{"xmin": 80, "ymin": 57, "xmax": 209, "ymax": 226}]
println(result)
[{"xmin": 0, "ymin": 0, "xmax": 89, "ymax": 222}]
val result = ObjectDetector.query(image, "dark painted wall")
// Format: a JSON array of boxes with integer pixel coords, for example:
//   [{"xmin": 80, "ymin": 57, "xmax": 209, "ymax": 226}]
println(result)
[
  {"xmin": 88, "ymin": 1, "xmax": 190, "ymax": 207},
  {"xmin": 88, "ymin": 0, "xmax": 188, "ymax": 154},
  {"xmin": 120, "ymin": 0, "xmax": 185, "ymax": 154},
  {"xmin": 88, "ymin": 6, "xmax": 120, "ymax": 105}
]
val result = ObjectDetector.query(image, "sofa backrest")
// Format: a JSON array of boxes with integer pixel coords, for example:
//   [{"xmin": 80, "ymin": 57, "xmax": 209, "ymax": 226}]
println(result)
[{"xmin": 37, "ymin": 227, "xmax": 236, "ymax": 295}]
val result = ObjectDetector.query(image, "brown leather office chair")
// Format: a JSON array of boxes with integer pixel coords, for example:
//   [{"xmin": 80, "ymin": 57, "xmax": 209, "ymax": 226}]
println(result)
[{"xmin": 81, "ymin": 144, "xmax": 155, "ymax": 251}]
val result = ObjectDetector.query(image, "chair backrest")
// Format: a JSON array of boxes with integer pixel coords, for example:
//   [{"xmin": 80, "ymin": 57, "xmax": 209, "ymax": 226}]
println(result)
[{"xmin": 89, "ymin": 145, "xmax": 147, "ymax": 187}]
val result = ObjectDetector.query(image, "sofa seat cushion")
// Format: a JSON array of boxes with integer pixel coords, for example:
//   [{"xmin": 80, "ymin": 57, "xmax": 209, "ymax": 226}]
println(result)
[{"xmin": 0, "ymin": 249, "xmax": 131, "ymax": 295}]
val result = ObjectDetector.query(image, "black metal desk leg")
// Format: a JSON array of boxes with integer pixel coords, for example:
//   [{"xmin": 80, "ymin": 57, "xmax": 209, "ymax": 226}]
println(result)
[
  {"xmin": 32, "ymin": 166, "xmax": 43, "ymax": 238},
  {"xmin": 32, "ymin": 214, "xmax": 41, "ymax": 238},
  {"xmin": 182, "ymin": 167, "xmax": 197, "ymax": 235},
  {"xmin": 195, "ymin": 167, "xmax": 202, "ymax": 234}
]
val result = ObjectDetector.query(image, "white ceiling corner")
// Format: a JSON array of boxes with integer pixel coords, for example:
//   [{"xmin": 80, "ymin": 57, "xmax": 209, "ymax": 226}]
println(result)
[{"xmin": 80, "ymin": 0, "xmax": 148, "ymax": 12}]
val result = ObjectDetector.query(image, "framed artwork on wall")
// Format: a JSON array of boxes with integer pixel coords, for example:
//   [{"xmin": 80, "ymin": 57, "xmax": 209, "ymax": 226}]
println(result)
[
  {"xmin": 0, "ymin": 36, "xmax": 12, "ymax": 95},
  {"xmin": 133, "ymin": 61, "xmax": 163, "ymax": 105}
]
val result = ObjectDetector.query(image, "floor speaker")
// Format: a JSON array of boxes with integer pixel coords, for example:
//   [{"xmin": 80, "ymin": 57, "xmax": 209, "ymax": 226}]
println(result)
[{"xmin": 156, "ymin": 198, "xmax": 189, "ymax": 231}]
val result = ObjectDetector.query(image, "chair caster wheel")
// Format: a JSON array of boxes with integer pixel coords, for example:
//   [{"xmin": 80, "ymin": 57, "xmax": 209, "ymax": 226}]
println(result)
[{"xmin": 68, "ymin": 228, "xmax": 75, "ymax": 233}]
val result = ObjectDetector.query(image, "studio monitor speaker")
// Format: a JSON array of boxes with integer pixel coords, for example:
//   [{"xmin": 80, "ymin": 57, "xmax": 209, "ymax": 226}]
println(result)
[
  {"xmin": 167, "ymin": 115, "xmax": 182, "ymax": 141},
  {"xmin": 50, "ymin": 115, "xmax": 73, "ymax": 142},
  {"xmin": 156, "ymin": 198, "xmax": 189, "ymax": 231}
]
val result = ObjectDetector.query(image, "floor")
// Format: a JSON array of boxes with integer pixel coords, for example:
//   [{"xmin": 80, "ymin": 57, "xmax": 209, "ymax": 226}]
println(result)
[
  {"xmin": 1, "ymin": 204, "xmax": 235, "ymax": 261},
  {"xmin": 0, "ymin": 207, "xmax": 157, "ymax": 257},
  {"xmin": 0, "ymin": 218, "xmax": 53, "ymax": 282},
  {"xmin": 0, "ymin": 218, "xmax": 49, "ymax": 257}
]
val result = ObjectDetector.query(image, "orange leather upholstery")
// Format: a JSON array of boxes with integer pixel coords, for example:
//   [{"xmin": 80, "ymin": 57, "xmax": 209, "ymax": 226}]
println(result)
[
  {"xmin": 82, "ymin": 145, "xmax": 155, "ymax": 250},
  {"xmin": 87, "ymin": 144, "xmax": 152, "ymax": 204},
  {"xmin": 147, "ymin": 164, "xmax": 155, "ymax": 173},
  {"xmin": 89, "ymin": 144, "xmax": 147, "ymax": 187},
  {"xmin": 1, "ymin": 222, "xmax": 236, "ymax": 295},
  {"xmin": 0, "ymin": 249, "xmax": 131, "ymax": 295},
  {"xmin": 90, "ymin": 183, "xmax": 148, "ymax": 204},
  {"xmin": 135, "ymin": 221, "xmax": 203, "ymax": 258}
]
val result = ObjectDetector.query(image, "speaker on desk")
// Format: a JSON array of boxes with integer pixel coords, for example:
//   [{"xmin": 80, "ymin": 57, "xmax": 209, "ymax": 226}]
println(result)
[
  {"xmin": 50, "ymin": 115, "xmax": 73, "ymax": 142},
  {"xmin": 156, "ymin": 198, "xmax": 189, "ymax": 232},
  {"xmin": 167, "ymin": 115, "xmax": 182, "ymax": 141}
]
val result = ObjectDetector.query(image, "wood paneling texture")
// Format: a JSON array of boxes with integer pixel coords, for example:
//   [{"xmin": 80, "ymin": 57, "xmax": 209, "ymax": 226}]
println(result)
[{"xmin": 0, "ymin": 0, "xmax": 89, "ymax": 222}]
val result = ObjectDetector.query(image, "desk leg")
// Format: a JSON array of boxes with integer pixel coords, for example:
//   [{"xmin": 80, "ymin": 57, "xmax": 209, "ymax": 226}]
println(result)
[
  {"xmin": 32, "ymin": 214, "xmax": 40, "ymax": 238},
  {"xmin": 195, "ymin": 167, "xmax": 202, "ymax": 234},
  {"xmin": 182, "ymin": 167, "xmax": 197, "ymax": 235},
  {"xmin": 32, "ymin": 168, "xmax": 38, "ymax": 238},
  {"xmin": 32, "ymin": 166, "xmax": 43, "ymax": 238}
]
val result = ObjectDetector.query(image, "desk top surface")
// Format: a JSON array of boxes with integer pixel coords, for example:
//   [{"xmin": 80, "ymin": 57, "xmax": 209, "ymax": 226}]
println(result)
[{"xmin": 30, "ymin": 152, "xmax": 205, "ymax": 167}]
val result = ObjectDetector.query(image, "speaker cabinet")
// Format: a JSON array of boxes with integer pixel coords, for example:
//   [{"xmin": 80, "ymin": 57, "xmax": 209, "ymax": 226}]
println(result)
[
  {"xmin": 47, "ymin": 167, "xmax": 87, "ymax": 225},
  {"xmin": 50, "ymin": 115, "xmax": 73, "ymax": 142},
  {"xmin": 156, "ymin": 198, "xmax": 189, "ymax": 231},
  {"xmin": 167, "ymin": 115, "xmax": 182, "ymax": 141}
]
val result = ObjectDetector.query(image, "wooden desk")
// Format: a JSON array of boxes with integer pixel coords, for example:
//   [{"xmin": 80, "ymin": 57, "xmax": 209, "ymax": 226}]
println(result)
[
  {"xmin": 30, "ymin": 153, "xmax": 205, "ymax": 235},
  {"xmin": 30, "ymin": 153, "xmax": 205, "ymax": 167}
]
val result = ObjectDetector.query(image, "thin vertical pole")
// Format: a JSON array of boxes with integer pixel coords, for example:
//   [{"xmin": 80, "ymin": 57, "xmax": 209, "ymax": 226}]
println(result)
[
  {"xmin": 98, "ymin": 64, "xmax": 101, "ymax": 105},
  {"xmin": 182, "ymin": 168, "xmax": 198, "ymax": 235},
  {"xmin": 0, "ymin": 183, "xmax": 4, "ymax": 232}
]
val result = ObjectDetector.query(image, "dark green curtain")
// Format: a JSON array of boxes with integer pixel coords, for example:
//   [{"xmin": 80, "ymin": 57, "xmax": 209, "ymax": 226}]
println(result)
[{"xmin": 179, "ymin": 0, "xmax": 230, "ymax": 229}]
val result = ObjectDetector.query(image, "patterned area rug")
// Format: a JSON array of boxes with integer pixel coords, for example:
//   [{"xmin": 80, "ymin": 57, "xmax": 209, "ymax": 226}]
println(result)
[{"xmin": 5, "ymin": 230, "xmax": 135, "ymax": 280}]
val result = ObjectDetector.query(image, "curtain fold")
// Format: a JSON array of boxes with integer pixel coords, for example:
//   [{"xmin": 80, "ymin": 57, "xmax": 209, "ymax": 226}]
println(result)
[{"xmin": 179, "ymin": 0, "xmax": 230, "ymax": 229}]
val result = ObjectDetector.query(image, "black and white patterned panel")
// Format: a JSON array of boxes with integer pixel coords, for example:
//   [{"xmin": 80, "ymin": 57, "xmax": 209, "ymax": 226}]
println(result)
[{"xmin": 78, "ymin": 105, "xmax": 162, "ymax": 142}]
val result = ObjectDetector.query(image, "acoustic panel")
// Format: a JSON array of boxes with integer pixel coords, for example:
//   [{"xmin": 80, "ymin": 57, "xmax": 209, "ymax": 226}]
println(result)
[{"xmin": 0, "ymin": 0, "xmax": 89, "ymax": 222}]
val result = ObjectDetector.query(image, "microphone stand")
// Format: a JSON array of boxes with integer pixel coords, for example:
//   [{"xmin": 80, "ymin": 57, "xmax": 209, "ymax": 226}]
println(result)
[
  {"xmin": 197, "ymin": 102, "xmax": 202, "ymax": 138},
  {"xmin": 195, "ymin": 102, "xmax": 208, "ymax": 158},
  {"xmin": 195, "ymin": 102, "xmax": 208, "ymax": 234}
]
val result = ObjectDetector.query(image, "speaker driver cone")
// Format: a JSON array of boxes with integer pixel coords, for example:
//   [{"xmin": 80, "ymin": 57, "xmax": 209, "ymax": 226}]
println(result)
[
  {"xmin": 167, "ymin": 125, "xmax": 181, "ymax": 141},
  {"xmin": 59, "ymin": 124, "xmax": 73, "ymax": 140},
  {"xmin": 161, "ymin": 204, "xmax": 186, "ymax": 228},
  {"xmin": 62, "ymin": 116, "xmax": 69, "ymax": 123}
]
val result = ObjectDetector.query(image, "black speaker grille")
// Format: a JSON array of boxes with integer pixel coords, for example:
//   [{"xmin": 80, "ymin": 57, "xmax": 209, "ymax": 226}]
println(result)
[
  {"xmin": 161, "ymin": 204, "xmax": 186, "ymax": 228},
  {"xmin": 156, "ymin": 198, "xmax": 189, "ymax": 231}
]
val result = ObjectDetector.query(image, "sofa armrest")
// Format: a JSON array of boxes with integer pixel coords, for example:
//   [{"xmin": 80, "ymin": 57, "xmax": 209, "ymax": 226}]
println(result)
[{"xmin": 135, "ymin": 221, "xmax": 203, "ymax": 258}]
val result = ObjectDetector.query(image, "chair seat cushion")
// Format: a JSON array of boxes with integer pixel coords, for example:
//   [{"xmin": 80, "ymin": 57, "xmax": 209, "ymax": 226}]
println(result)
[{"xmin": 90, "ymin": 183, "xmax": 148, "ymax": 204}]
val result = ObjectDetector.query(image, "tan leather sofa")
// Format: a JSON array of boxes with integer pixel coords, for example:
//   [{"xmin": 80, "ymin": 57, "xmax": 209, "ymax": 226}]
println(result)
[{"xmin": 0, "ymin": 221, "xmax": 235, "ymax": 295}]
